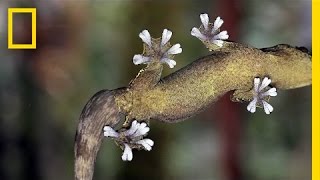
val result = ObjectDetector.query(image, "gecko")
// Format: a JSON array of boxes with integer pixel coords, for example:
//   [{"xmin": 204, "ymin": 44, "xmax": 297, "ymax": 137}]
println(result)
[
  {"xmin": 115, "ymin": 42, "xmax": 311, "ymax": 125},
  {"xmin": 74, "ymin": 14, "xmax": 311, "ymax": 180}
]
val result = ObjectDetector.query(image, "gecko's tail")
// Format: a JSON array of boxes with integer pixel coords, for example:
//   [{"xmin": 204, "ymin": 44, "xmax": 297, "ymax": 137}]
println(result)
[{"xmin": 74, "ymin": 89, "xmax": 122, "ymax": 180}]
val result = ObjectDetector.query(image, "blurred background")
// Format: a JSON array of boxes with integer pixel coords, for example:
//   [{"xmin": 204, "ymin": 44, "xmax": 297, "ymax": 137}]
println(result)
[{"xmin": 0, "ymin": 0, "xmax": 311, "ymax": 180}]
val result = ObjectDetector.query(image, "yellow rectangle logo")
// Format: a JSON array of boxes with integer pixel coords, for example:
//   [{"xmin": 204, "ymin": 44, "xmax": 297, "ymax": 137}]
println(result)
[{"xmin": 8, "ymin": 8, "xmax": 36, "ymax": 49}]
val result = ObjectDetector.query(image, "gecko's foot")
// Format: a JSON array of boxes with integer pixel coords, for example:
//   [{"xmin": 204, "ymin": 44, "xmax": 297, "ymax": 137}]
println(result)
[
  {"xmin": 132, "ymin": 29, "xmax": 182, "ymax": 68},
  {"xmin": 103, "ymin": 120, "xmax": 154, "ymax": 161},
  {"xmin": 245, "ymin": 77, "xmax": 278, "ymax": 114},
  {"xmin": 191, "ymin": 13, "xmax": 229, "ymax": 51}
]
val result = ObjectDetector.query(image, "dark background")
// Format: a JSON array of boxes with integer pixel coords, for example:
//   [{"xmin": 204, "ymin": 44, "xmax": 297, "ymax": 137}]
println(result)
[{"xmin": 0, "ymin": 0, "xmax": 311, "ymax": 180}]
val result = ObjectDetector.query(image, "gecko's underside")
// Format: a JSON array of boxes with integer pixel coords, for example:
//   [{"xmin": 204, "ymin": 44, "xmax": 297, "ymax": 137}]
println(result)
[{"xmin": 74, "ymin": 14, "xmax": 311, "ymax": 180}]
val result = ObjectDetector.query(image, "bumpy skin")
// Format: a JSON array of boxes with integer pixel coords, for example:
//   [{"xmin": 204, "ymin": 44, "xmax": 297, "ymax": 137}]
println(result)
[
  {"xmin": 75, "ymin": 41, "xmax": 311, "ymax": 180},
  {"xmin": 115, "ymin": 42, "xmax": 311, "ymax": 123}
]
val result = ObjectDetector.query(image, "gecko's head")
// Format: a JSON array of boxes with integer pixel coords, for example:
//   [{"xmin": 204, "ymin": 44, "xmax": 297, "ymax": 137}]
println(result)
[{"xmin": 261, "ymin": 44, "xmax": 312, "ymax": 89}]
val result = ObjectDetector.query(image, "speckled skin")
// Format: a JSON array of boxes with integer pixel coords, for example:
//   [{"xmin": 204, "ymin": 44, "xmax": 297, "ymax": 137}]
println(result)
[
  {"xmin": 74, "ymin": 41, "xmax": 311, "ymax": 180},
  {"xmin": 115, "ymin": 42, "xmax": 311, "ymax": 123}
]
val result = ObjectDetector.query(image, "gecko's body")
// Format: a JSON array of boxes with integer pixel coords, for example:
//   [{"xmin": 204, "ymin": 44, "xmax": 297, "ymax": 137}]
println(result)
[
  {"xmin": 115, "ymin": 42, "xmax": 311, "ymax": 123},
  {"xmin": 74, "ymin": 14, "xmax": 312, "ymax": 179},
  {"xmin": 75, "ymin": 41, "xmax": 311, "ymax": 180}
]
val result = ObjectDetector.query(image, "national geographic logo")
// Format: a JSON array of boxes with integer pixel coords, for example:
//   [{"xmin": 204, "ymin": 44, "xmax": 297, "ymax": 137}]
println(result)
[{"xmin": 7, "ymin": 8, "xmax": 36, "ymax": 49}]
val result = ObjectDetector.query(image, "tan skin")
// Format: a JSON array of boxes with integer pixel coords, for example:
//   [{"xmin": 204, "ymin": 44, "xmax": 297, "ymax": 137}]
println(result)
[
  {"xmin": 115, "ymin": 42, "xmax": 312, "ymax": 124},
  {"xmin": 74, "ymin": 40, "xmax": 311, "ymax": 180}
]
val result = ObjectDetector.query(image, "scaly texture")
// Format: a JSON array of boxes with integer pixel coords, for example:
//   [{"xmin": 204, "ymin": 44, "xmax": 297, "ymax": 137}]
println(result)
[
  {"xmin": 74, "ymin": 42, "xmax": 311, "ymax": 180},
  {"xmin": 115, "ymin": 42, "xmax": 311, "ymax": 123},
  {"xmin": 74, "ymin": 89, "xmax": 123, "ymax": 180},
  {"xmin": 74, "ymin": 14, "xmax": 311, "ymax": 180}
]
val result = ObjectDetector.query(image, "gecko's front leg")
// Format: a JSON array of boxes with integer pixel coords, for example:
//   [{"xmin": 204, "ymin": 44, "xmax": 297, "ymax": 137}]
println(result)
[
  {"xmin": 129, "ymin": 29, "xmax": 182, "ymax": 90},
  {"xmin": 121, "ymin": 29, "xmax": 182, "ymax": 127}
]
